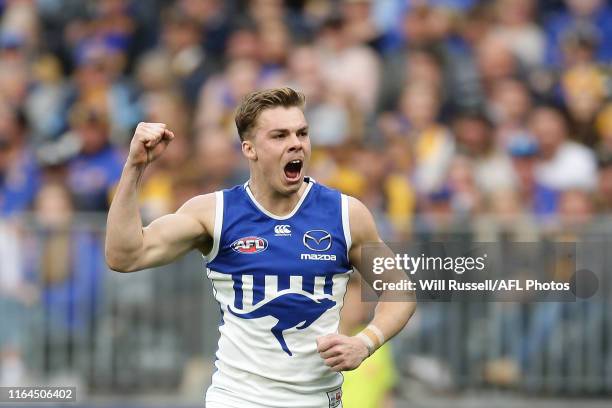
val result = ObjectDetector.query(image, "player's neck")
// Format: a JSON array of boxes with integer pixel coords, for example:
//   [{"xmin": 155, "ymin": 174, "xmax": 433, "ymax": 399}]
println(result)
[{"xmin": 247, "ymin": 176, "xmax": 308, "ymax": 217}]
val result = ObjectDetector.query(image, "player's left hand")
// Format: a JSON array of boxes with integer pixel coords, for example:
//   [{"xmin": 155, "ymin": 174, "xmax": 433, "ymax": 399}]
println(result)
[{"xmin": 316, "ymin": 334, "xmax": 369, "ymax": 372}]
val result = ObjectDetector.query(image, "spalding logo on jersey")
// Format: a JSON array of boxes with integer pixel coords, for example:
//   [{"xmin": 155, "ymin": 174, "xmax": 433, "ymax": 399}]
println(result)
[
  {"xmin": 228, "ymin": 293, "xmax": 336, "ymax": 356},
  {"xmin": 231, "ymin": 236, "xmax": 268, "ymax": 254}
]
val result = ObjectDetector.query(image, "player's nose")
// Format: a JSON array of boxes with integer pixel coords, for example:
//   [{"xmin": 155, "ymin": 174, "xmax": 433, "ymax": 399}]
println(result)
[{"xmin": 287, "ymin": 132, "xmax": 302, "ymax": 152}]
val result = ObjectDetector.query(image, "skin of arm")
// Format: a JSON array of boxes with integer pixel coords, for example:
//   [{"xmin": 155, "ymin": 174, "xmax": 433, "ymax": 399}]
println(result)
[
  {"xmin": 317, "ymin": 196, "xmax": 416, "ymax": 372},
  {"xmin": 105, "ymin": 122, "xmax": 214, "ymax": 272}
]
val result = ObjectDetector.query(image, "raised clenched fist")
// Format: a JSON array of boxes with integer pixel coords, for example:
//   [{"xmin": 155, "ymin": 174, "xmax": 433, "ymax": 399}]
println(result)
[{"xmin": 127, "ymin": 122, "xmax": 175, "ymax": 167}]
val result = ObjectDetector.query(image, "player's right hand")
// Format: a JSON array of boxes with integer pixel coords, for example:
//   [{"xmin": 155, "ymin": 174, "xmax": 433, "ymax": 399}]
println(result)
[
  {"xmin": 127, "ymin": 122, "xmax": 175, "ymax": 167},
  {"xmin": 317, "ymin": 334, "xmax": 369, "ymax": 372}
]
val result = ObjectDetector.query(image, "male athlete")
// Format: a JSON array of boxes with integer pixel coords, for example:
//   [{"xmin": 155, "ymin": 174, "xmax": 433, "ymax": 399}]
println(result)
[{"xmin": 105, "ymin": 88, "xmax": 416, "ymax": 408}]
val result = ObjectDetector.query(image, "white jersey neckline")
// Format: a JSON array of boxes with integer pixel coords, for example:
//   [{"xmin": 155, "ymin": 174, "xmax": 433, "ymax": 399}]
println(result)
[{"xmin": 243, "ymin": 177, "xmax": 315, "ymax": 220}]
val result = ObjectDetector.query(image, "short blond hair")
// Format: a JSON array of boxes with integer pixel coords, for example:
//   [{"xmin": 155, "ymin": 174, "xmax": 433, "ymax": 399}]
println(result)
[{"xmin": 235, "ymin": 87, "xmax": 305, "ymax": 141}]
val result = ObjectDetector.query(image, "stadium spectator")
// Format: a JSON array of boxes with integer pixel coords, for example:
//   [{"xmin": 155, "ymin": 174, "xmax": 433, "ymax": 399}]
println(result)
[
  {"xmin": 445, "ymin": 155, "xmax": 482, "ymax": 218},
  {"xmin": 475, "ymin": 34, "xmax": 522, "ymax": 98},
  {"xmin": 452, "ymin": 108, "xmax": 518, "ymax": 194},
  {"xmin": 488, "ymin": 77, "xmax": 534, "ymax": 151},
  {"xmin": 194, "ymin": 127, "xmax": 248, "ymax": 194},
  {"xmin": 0, "ymin": 103, "xmax": 40, "ymax": 216},
  {"xmin": 544, "ymin": 0, "xmax": 612, "ymax": 66},
  {"xmin": 279, "ymin": 44, "xmax": 353, "ymax": 147},
  {"xmin": 596, "ymin": 154, "xmax": 612, "ymax": 211},
  {"xmin": 508, "ymin": 134, "xmax": 540, "ymax": 213},
  {"xmin": 196, "ymin": 57, "xmax": 261, "ymax": 134},
  {"xmin": 379, "ymin": 82, "xmax": 454, "ymax": 195},
  {"xmin": 68, "ymin": 39, "xmax": 141, "ymax": 145},
  {"xmin": 25, "ymin": 55, "xmax": 69, "ymax": 141},
  {"xmin": 0, "ymin": 219, "xmax": 33, "ymax": 386},
  {"xmin": 340, "ymin": 0, "xmax": 382, "ymax": 48},
  {"xmin": 531, "ymin": 106, "xmax": 598, "ymax": 192},
  {"xmin": 340, "ymin": 275, "xmax": 398, "ymax": 408},
  {"xmin": 595, "ymin": 103, "xmax": 612, "ymax": 158},
  {"xmin": 490, "ymin": 0, "xmax": 545, "ymax": 68},
  {"xmin": 556, "ymin": 21, "xmax": 610, "ymax": 146},
  {"xmin": 176, "ymin": 0, "xmax": 232, "ymax": 58},
  {"xmin": 64, "ymin": 105, "xmax": 124, "ymax": 212},
  {"xmin": 316, "ymin": 15, "xmax": 380, "ymax": 115},
  {"xmin": 24, "ymin": 181, "xmax": 104, "ymax": 370}
]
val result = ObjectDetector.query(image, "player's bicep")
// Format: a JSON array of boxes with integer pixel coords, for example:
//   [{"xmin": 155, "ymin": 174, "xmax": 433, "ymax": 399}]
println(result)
[
  {"xmin": 137, "ymin": 195, "xmax": 213, "ymax": 269},
  {"xmin": 347, "ymin": 196, "xmax": 382, "ymax": 272},
  {"xmin": 347, "ymin": 197, "xmax": 406, "ymax": 295},
  {"xmin": 141, "ymin": 214, "xmax": 204, "ymax": 263}
]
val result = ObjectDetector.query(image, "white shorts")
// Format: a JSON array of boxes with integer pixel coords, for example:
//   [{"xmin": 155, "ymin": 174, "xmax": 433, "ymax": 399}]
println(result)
[
  {"xmin": 206, "ymin": 402, "xmax": 343, "ymax": 408},
  {"xmin": 206, "ymin": 403, "xmax": 240, "ymax": 408},
  {"xmin": 206, "ymin": 387, "xmax": 344, "ymax": 408}
]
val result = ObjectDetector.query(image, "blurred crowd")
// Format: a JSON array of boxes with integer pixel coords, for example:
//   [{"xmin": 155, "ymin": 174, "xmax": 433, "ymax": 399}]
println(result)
[
  {"xmin": 1, "ymin": 0, "xmax": 612, "ymax": 395},
  {"xmin": 1, "ymin": 0, "xmax": 612, "ymax": 239}
]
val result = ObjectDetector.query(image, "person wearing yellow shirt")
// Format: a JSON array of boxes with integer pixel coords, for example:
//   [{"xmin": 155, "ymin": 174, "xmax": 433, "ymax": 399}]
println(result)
[{"xmin": 340, "ymin": 275, "xmax": 398, "ymax": 408}]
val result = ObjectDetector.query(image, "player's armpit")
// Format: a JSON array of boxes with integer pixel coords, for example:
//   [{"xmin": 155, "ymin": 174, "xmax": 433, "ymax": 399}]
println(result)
[{"xmin": 109, "ymin": 193, "xmax": 214, "ymax": 272}]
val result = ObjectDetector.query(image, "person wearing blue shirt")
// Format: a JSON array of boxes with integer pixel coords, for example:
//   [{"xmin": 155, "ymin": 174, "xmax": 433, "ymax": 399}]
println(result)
[
  {"xmin": 0, "ymin": 106, "xmax": 40, "ymax": 217},
  {"xmin": 544, "ymin": 0, "xmax": 612, "ymax": 66},
  {"xmin": 66, "ymin": 106, "xmax": 124, "ymax": 212}
]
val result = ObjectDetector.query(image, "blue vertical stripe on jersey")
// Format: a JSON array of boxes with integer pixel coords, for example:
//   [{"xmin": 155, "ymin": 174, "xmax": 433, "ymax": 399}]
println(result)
[{"xmin": 232, "ymin": 275, "xmax": 243, "ymax": 309}]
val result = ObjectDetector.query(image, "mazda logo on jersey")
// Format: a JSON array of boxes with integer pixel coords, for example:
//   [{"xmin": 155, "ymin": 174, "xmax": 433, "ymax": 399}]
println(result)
[
  {"xmin": 303, "ymin": 230, "xmax": 332, "ymax": 252},
  {"xmin": 231, "ymin": 236, "xmax": 268, "ymax": 254}
]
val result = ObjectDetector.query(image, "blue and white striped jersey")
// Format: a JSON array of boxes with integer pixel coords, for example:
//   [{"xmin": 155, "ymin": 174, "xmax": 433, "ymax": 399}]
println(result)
[{"xmin": 204, "ymin": 177, "xmax": 352, "ymax": 408}]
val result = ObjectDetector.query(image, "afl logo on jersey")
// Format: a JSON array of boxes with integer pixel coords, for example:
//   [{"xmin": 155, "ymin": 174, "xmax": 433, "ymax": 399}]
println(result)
[{"xmin": 231, "ymin": 236, "xmax": 268, "ymax": 254}]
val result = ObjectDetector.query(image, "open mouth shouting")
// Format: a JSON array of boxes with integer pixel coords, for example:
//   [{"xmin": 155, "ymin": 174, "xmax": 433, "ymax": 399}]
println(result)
[{"xmin": 283, "ymin": 159, "xmax": 303, "ymax": 183}]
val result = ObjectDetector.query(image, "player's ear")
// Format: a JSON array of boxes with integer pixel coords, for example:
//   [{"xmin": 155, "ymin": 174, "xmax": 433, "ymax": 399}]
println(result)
[{"xmin": 242, "ymin": 139, "xmax": 257, "ymax": 161}]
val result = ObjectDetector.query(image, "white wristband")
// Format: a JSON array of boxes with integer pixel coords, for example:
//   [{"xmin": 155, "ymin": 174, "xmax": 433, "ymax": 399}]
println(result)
[
  {"xmin": 356, "ymin": 332, "xmax": 375, "ymax": 356},
  {"xmin": 366, "ymin": 324, "xmax": 385, "ymax": 345}
]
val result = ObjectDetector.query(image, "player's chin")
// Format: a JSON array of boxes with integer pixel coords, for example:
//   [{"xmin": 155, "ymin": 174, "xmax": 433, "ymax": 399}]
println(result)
[{"xmin": 280, "ymin": 172, "xmax": 303, "ymax": 193}]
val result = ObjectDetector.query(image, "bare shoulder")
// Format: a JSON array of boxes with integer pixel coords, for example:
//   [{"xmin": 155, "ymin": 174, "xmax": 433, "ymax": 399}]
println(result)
[
  {"xmin": 346, "ymin": 195, "xmax": 381, "ymax": 245},
  {"xmin": 347, "ymin": 195, "xmax": 370, "ymax": 219},
  {"xmin": 177, "ymin": 192, "xmax": 217, "ymax": 214},
  {"xmin": 176, "ymin": 192, "xmax": 217, "ymax": 232}
]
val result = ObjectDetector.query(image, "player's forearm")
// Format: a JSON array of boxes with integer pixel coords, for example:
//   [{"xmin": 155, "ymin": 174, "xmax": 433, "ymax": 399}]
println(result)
[
  {"xmin": 372, "ymin": 299, "xmax": 415, "ymax": 340},
  {"xmin": 357, "ymin": 299, "xmax": 415, "ymax": 356},
  {"xmin": 105, "ymin": 162, "xmax": 147, "ymax": 272}
]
